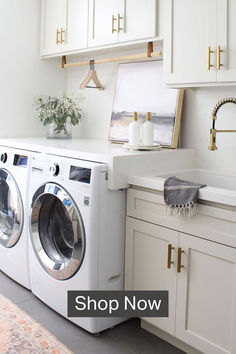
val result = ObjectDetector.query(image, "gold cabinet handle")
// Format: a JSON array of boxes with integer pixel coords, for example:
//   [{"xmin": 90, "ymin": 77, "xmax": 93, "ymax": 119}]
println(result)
[
  {"xmin": 167, "ymin": 244, "xmax": 175, "ymax": 269},
  {"xmin": 177, "ymin": 247, "xmax": 184, "ymax": 273},
  {"xmin": 56, "ymin": 29, "xmax": 60, "ymax": 45},
  {"xmin": 118, "ymin": 13, "xmax": 123, "ymax": 32},
  {"xmin": 112, "ymin": 15, "xmax": 117, "ymax": 33},
  {"xmin": 60, "ymin": 28, "xmax": 65, "ymax": 44},
  {"xmin": 217, "ymin": 45, "xmax": 223, "ymax": 70},
  {"xmin": 207, "ymin": 46, "xmax": 213, "ymax": 70}
]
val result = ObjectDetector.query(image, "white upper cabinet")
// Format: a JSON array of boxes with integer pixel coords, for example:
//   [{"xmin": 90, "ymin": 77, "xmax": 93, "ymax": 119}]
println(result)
[
  {"xmin": 117, "ymin": 0, "xmax": 157, "ymax": 43},
  {"xmin": 41, "ymin": 0, "xmax": 67, "ymax": 56},
  {"xmin": 164, "ymin": 0, "xmax": 236, "ymax": 86},
  {"xmin": 41, "ymin": 0, "xmax": 161, "ymax": 57},
  {"xmin": 66, "ymin": 0, "xmax": 88, "ymax": 52},
  {"xmin": 216, "ymin": 0, "xmax": 236, "ymax": 83},
  {"xmin": 88, "ymin": 0, "xmax": 119, "ymax": 47},
  {"xmin": 88, "ymin": 0, "xmax": 157, "ymax": 47},
  {"xmin": 40, "ymin": 0, "xmax": 88, "ymax": 57}
]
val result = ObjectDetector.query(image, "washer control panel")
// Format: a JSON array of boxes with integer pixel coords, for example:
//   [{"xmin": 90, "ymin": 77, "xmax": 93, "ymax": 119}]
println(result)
[{"xmin": 69, "ymin": 166, "xmax": 91, "ymax": 184}]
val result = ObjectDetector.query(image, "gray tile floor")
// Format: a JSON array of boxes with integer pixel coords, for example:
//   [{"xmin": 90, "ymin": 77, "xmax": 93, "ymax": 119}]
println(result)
[{"xmin": 0, "ymin": 271, "xmax": 185, "ymax": 354}]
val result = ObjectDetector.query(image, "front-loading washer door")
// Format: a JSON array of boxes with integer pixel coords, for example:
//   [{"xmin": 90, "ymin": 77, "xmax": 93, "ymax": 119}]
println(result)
[
  {"xmin": 30, "ymin": 183, "xmax": 86, "ymax": 280},
  {"xmin": 0, "ymin": 169, "xmax": 24, "ymax": 248}
]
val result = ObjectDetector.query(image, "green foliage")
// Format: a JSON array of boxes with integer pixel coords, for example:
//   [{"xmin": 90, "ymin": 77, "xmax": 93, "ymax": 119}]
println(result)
[{"xmin": 34, "ymin": 93, "xmax": 83, "ymax": 134}]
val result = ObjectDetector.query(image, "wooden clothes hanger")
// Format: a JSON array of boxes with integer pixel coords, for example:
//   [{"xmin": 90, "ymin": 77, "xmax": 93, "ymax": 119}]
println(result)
[{"xmin": 80, "ymin": 60, "xmax": 104, "ymax": 90}]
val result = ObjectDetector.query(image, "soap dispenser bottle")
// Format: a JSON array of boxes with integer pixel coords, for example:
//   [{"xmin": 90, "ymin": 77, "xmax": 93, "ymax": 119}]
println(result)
[
  {"xmin": 129, "ymin": 112, "xmax": 141, "ymax": 146},
  {"xmin": 142, "ymin": 112, "xmax": 154, "ymax": 146}
]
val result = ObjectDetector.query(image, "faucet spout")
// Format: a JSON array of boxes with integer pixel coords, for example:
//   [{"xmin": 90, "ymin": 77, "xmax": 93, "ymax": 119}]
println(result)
[{"xmin": 208, "ymin": 97, "xmax": 236, "ymax": 151}]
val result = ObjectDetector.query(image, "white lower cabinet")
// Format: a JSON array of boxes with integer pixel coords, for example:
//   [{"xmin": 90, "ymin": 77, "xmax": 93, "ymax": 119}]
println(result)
[
  {"xmin": 125, "ymin": 218, "xmax": 178, "ymax": 335},
  {"xmin": 125, "ymin": 216, "xmax": 236, "ymax": 354},
  {"xmin": 176, "ymin": 233, "xmax": 236, "ymax": 354}
]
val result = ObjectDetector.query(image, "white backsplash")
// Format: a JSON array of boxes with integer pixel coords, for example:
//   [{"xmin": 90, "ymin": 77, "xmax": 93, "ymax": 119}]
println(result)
[
  {"xmin": 182, "ymin": 86, "xmax": 236, "ymax": 173},
  {"xmin": 66, "ymin": 53, "xmax": 122, "ymax": 140},
  {"xmin": 1, "ymin": 1, "xmax": 236, "ymax": 176},
  {"xmin": 66, "ymin": 50, "xmax": 236, "ymax": 174}
]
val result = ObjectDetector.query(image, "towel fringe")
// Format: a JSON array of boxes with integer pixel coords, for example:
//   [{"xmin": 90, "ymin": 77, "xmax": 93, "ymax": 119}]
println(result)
[{"xmin": 166, "ymin": 202, "xmax": 196, "ymax": 217}]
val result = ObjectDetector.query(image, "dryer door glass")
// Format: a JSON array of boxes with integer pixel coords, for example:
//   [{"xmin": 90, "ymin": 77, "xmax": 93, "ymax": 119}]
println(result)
[
  {"xmin": 31, "ymin": 183, "xmax": 85, "ymax": 280},
  {"xmin": 0, "ymin": 169, "xmax": 23, "ymax": 248}
]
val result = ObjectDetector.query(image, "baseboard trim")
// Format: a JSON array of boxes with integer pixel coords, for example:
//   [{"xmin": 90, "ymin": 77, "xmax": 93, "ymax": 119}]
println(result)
[{"xmin": 141, "ymin": 320, "xmax": 203, "ymax": 354}]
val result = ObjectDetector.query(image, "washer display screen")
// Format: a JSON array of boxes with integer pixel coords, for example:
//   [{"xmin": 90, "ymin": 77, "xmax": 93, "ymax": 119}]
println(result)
[
  {"xmin": 69, "ymin": 166, "xmax": 91, "ymax": 184},
  {"xmin": 13, "ymin": 155, "xmax": 28, "ymax": 167}
]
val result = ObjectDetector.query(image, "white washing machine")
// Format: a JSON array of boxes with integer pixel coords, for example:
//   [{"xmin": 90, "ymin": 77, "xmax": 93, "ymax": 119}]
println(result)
[
  {"xmin": 28, "ymin": 152, "xmax": 126, "ymax": 333},
  {"xmin": 0, "ymin": 147, "xmax": 31, "ymax": 289}
]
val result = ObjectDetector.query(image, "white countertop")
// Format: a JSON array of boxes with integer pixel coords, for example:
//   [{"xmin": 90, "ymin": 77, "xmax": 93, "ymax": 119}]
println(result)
[
  {"xmin": 128, "ymin": 169, "xmax": 236, "ymax": 207},
  {"xmin": 0, "ymin": 137, "xmax": 195, "ymax": 190},
  {"xmin": 0, "ymin": 137, "xmax": 144, "ymax": 162}
]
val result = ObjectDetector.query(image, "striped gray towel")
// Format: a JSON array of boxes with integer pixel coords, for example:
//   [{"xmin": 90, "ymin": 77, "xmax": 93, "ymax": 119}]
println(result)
[{"xmin": 164, "ymin": 176, "xmax": 206, "ymax": 216}]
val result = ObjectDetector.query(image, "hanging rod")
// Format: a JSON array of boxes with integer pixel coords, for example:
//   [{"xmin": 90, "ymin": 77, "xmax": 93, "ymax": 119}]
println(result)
[{"xmin": 58, "ymin": 50, "xmax": 162, "ymax": 69}]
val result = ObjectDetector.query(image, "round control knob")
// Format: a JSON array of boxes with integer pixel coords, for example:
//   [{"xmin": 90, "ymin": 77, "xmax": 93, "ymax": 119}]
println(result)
[
  {"xmin": 50, "ymin": 163, "xmax": 60, "ymax": 176},
  {"xmin": 0, "ymin": 153, "xmax": 7, "ymax": 163}
]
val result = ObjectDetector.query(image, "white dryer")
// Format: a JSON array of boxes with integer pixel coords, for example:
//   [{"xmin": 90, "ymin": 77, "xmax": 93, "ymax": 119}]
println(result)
[
  {"xmin": 28, "ymin": 153, "xmax": 126, "ymax": 333},
  {"xmin": 0, "ymin": 147, "xmax": 31, "ymax": 289}
]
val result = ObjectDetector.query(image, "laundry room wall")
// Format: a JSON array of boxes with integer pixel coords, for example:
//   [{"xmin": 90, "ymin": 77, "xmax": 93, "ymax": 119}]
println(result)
[
  {"xmin": 65, "ymin": 50, "xmax": 124, "ymax": 141},
  {"xmin": 66, "ymin": 49, "xmax": 236, "ymax": 174},
  {"xmin": 0, "ymin": 0, "xmax": 66, "ymax": 138},
  {"xmin": 1, "ymin": 0, "xmax": 235, "ymax": 173},
  {"xmin": 181, "ymin": 86, "xmax": 236, "ymax": 174}
]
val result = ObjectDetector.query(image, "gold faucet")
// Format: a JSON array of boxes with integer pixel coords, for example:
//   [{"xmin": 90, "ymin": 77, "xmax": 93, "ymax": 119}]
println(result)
[{"xmin": 209, "ymin": 97, "xmax": 236, "ymax": 150}]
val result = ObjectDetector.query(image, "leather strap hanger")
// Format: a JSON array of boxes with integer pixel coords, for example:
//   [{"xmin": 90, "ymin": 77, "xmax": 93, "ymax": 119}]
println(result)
[
  {"xmin": 59, "ymin": 42, "xmax": 162, "ymax": 69},
  {"xmin": 80, "ymin": 60, "xmax": 104, "ymax": 90}
]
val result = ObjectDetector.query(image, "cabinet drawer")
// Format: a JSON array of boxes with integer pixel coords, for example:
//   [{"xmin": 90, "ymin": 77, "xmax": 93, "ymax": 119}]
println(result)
[{"xmin": 127, "ymin": 188, "xmax": 236, "ymax": 248}]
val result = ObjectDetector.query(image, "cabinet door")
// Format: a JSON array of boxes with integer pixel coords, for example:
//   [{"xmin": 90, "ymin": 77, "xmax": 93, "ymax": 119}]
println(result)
[
  {"xmin": 66, "ymin": 0, "xmax": 88, "ymax": 52},
  {"xmin": 164, "ymin": 0, "xmax": 217, "ymax": 85},
  {"xmin": 216, "ymin": 0, "xmax": 236, "ymax": 83},
  {"xmin": 176, "ymin": 233, "xmax": 236, "ymax": 354},
  {"xmin": 118, "ymin": 0, "xmax": 157, "ymax": 42},
  {"xmin": 88, "ymin": 0, "xmax": 118, "ymax": 47},
  {"xmin": 41, "ymin": 0, "xmax": 67, "ymax": 56},
  {"xmin": 125, "ymin": 217, "xmax": 178, "ymax": 335}
]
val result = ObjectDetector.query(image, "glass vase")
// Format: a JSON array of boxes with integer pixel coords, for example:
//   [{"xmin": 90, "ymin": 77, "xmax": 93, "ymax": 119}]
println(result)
[{"xmin": 46, "ymin": 121, "xmax": 72, "ymax": 139}]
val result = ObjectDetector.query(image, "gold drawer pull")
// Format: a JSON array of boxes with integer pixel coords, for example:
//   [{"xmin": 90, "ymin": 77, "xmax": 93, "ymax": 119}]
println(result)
[
  {"xmin": 207, "ymin": 46, "xmax": 213, "ymax": 70},
  {"xmin": 217, "ymin": 45, "xmax": 223, "ymax": 70},
  {"xmin": 118, "ymin": 13, "xmax": 123, "ymax": 32},
  {"xmin": 167, "ymin": 244, "xmax": 175, "ymax": 269},
  {"xmin": 56, "ymin": 29, "xmax": 60, "ymax": 45},
  {"xmin": 177, "ymin": 247, "xmax": 184, "ymax": 273},
  {"xmin": 112, "ymin": 15, "xmax": 117, "ymax": 33},
  {"xmin": 60, "ymin": 28, "xmax": 65, "ymax": 44}
]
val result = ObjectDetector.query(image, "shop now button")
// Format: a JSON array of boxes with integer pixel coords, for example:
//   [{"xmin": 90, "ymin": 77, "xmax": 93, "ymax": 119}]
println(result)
[{"xmin": 68, "ymin": 291, "xmax": 168, "ymax": 318}]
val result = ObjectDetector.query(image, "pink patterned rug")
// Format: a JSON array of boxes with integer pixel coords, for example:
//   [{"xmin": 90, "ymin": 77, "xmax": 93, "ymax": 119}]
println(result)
[{"xmin": 0, "ymin": 293, "xmax": 72, "ymax": 353}]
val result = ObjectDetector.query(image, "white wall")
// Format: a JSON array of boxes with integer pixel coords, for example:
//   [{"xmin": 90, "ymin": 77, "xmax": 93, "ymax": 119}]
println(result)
[
  {"xmin": 66, "ymin": 49, "xmax": 236, "ymax": 174},
  {"xmin": 67, "ymin": 51, "xmax": 236, "ymax": 172},
  {"xmin": 0, "ymin": 0, "xmax": 66, "ymax": 138},
  {"xmin": 2, "ymin": 1, "xmax": 235, "ymax": 174},
  {"xmin": 182, "ymin": 86, "xmax": 236, "ymax": 174},
  {"xmin": 66, "ymin": 52, "xmax": 124, "ymax": 140}
]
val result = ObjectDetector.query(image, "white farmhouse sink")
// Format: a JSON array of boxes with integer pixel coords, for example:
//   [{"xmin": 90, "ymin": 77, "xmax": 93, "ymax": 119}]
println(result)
[
  {"xmin": 159, "ymin": 168, "xmax": 236, "ymax": 192},
  {"xmin": 159, "ymin": 168, "xmax": 236, "ymax": 206},
  {"xmin": 129, "ymin": 168, "xmax": 236, "ymax": 207}
]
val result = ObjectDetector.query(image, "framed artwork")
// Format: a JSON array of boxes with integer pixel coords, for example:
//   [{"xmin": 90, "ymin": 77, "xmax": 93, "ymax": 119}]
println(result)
[{"xmin": 108, "ymin": 60, "xmax": 184, "ymax": 148}]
